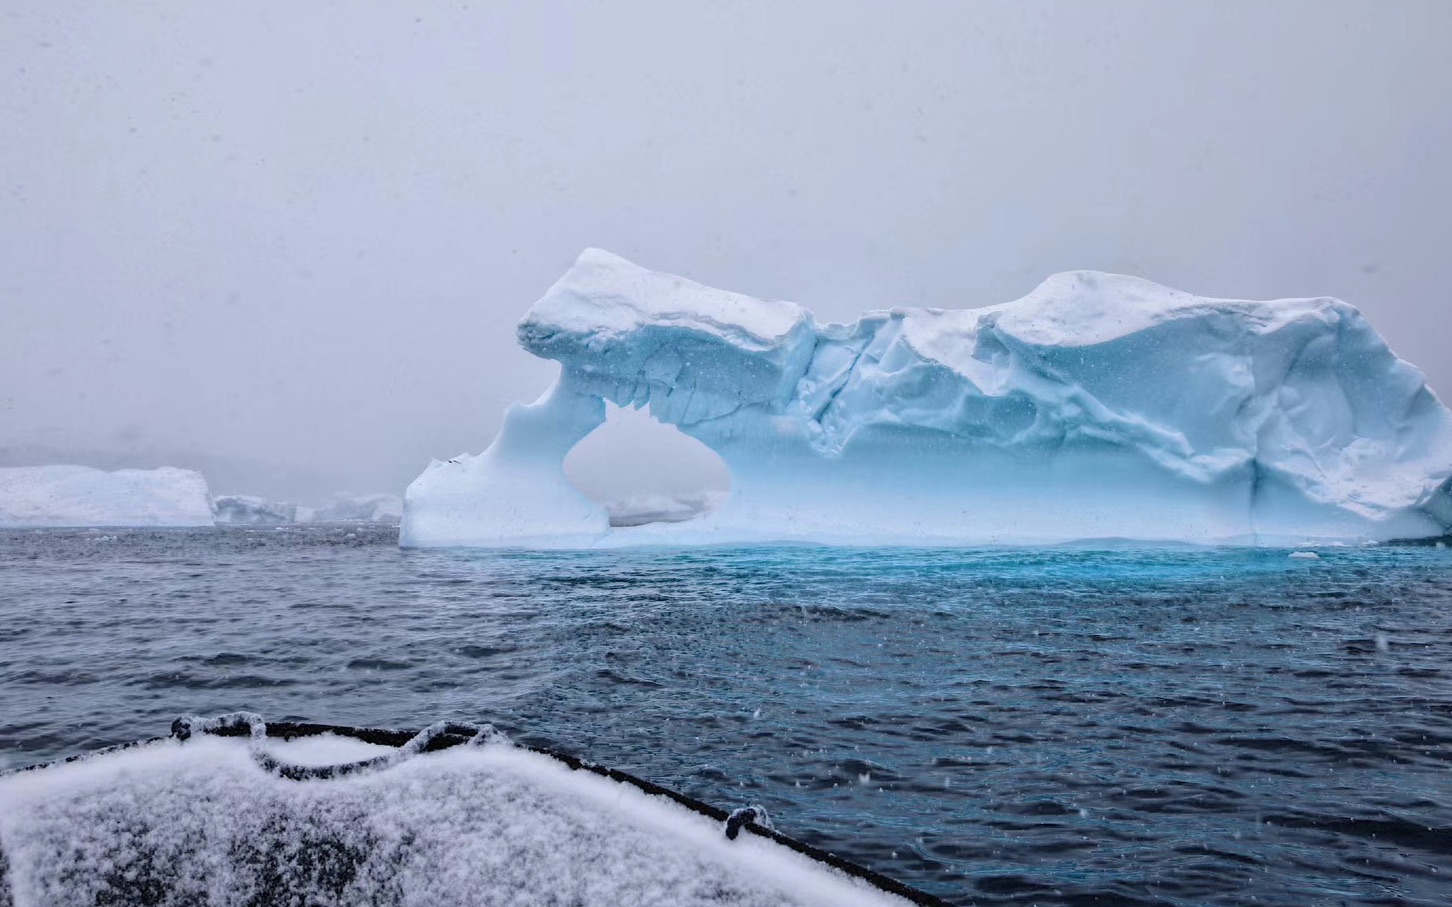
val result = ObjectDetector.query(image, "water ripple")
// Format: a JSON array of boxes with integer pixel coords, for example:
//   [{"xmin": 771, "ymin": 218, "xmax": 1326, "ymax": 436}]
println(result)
[{"xmin": 1, "ymin": 527, "xmax": 1451, "ymax": 905}]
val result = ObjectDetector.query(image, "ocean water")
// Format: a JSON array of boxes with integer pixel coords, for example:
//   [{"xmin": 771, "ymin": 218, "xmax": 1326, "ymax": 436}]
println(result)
[{"xmin": 1, "ymin": 526, "xmax": 1450, "ymax": 906}]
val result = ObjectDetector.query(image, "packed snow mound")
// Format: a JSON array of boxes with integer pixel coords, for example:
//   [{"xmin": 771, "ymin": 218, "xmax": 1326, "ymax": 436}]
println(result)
[
  {"xmin": 0, "ymin": 465, "xmax": 215, "ymax": 528},
  {"xmin": 402, "ymin": 250, "xmax": 1452, "ymax": 548},
  {"xmin": 0, "ymin": 736, "xmax": 909, "ymax": 907}
]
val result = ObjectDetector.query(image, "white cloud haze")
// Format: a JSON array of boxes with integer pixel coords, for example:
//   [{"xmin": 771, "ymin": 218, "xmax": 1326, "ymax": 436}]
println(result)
[{"xmin": 2, "ymin": 1, "xmax": 1449, "ymax": 502}]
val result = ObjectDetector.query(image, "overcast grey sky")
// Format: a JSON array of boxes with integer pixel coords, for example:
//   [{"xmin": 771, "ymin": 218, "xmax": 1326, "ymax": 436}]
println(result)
[{"xmin": 2, "ymin": 1, "xmax": 1449, "ymax": 502}]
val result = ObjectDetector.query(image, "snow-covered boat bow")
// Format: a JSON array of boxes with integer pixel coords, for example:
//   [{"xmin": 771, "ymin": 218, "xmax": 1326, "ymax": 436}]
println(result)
[{"xmin": 0, "ymin": 714, "xmax": 946, "ymax": 907}]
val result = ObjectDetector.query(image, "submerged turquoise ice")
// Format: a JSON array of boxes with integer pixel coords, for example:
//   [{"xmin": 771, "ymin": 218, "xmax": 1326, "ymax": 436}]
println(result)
[{"xmin": 2, "ymin": 527, "xmax": 1450, "ymax": 905}]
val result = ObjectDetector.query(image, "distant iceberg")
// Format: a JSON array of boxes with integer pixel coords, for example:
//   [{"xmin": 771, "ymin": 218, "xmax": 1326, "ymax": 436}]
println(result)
[
  {"xmin": 214, "ymin": 494, "xmax": 299, "ymax": 525},
  {"xmin": 214, "ymin": 492, "xmax": 403, "ymax": 524},
  {"xmin": 402, "ymin": 249, "xmax": 1452, "ymax": 548},
  {"xmin": 0, "ymin": 465, "xmax": 215, "ymax": 528},
  {"xmin": 605, "ymin": 491, "xmax": 725, "ymax": 528},
  {"xmin": 302, "ymin": 493, "xmax": 403, "ymax": 523}
]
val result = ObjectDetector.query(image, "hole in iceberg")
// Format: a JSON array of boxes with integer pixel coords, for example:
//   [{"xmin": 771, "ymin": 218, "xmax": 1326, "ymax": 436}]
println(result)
[{"xmin": 564, "ymin": 404, "xmax": 730, "ymax": 528}]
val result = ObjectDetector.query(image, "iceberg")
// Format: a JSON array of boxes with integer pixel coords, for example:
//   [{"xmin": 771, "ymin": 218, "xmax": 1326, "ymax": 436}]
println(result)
[
  {"xmin": 402, "ymin": 250, "xmax": 1452, "ymax": 548},
  {"xmin": 213, "ymin": 492, "xmax": 405, "ymax": 524},
  {"xmin": 0, "ymin": 465, "xmax": 215, "ymax": 528},
  {"xmin": 301, "ymin": 493, "xmax": 404, "ymax": 523},
  {"xmin": 214, "ymin": 494, "xmax": 299, "ymax": 525}
]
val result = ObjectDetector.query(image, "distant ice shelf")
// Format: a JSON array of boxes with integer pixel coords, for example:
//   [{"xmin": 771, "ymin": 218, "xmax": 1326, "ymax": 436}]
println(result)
[
  {"xmin": 0, "ymin": 465, "xmax": 215, "ymax": 528},
  {"xmin": 401, "ymin": 249, "xmax": 1452, "ymax": 549},
  {"xmin": 0, "ymin": 473, "xmax": 407, "ymax": 530}
]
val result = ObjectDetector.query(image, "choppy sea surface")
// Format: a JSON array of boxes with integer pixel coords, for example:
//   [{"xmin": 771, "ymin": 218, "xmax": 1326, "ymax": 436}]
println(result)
[{"xmin": 1, "ymin": 526, "xmax": 1450, "ymax": 906}]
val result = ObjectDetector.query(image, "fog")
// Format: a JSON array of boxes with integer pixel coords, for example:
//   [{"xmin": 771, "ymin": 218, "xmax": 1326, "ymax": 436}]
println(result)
[{"xmin": 3, "ymin": 1, "xmax": 1449, "ymax": 504}]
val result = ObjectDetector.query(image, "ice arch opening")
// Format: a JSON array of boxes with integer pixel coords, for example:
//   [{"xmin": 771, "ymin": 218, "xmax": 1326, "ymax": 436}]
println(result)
[
  {"xmin": 563, "ymin": 404, "xmax": 730, "ymax": 527},
  {"xmin": 399, "ymin": 373, "xmax": 734, "ymax": 548}
]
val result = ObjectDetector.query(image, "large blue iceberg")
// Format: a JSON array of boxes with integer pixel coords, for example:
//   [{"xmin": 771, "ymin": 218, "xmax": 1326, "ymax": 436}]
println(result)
[{"xmin": 402, "ymin": 250, "xmax": 1452, "ymax": 548}]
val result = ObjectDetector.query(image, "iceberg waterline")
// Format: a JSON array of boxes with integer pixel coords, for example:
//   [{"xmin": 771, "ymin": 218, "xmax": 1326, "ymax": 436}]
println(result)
[{"xmin": 407, "ymin": 249, "xmax": 1452, "ymax": 547}]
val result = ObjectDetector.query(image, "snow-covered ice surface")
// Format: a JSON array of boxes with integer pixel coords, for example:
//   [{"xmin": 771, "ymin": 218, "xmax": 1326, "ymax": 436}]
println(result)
[
  {"xmin": 0, "ymin": 735, "xmax": 913, "ymax": 907},
  {"xmin": 0, "ymin": 465, "xmax": 214, "ymax": 528},
  {"xmin": 403, "ymin": 250, "xmax": 1452, "ymax": 548}
]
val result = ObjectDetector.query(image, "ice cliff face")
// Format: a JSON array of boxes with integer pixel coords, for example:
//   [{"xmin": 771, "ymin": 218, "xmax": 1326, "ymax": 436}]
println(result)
[{"xmin": 402, "ymin": 249, "xmax": 1452, "ymax": 548}]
